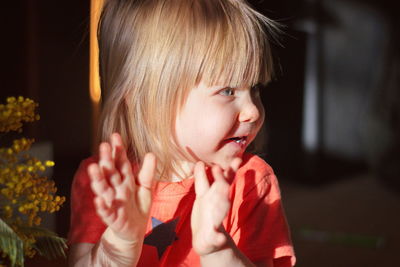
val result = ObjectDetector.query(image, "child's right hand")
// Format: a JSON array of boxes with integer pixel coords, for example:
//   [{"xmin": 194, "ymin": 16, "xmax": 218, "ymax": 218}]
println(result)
[{"xmin": 88, "ymin": 133, "xmax": 157, "ymax": 242}]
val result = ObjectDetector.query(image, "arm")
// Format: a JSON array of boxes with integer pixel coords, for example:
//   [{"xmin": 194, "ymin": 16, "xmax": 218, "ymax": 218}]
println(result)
[
  {"xmin": 68, "ymin": 133, "xmax": 156, "ymax": 267},
  {"xmin": 68, "ymin": 243, "xmax": 93, "ymax": 267},
  {"xmin": 68, "ymin": 240, "xmax": 273, "ymax": 267},
  {"xmin": 191, "ymin": 161, "xmax": 273, "ymax": 267},
  {"xmin": 69, "ymin": 229, "xmax": 143, "ymax": 267}
]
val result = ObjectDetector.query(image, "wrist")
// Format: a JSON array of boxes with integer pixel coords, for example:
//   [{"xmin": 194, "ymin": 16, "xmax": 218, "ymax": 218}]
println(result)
[
  {"xmin": 193, "ymin": 225, "xmax": 230, "ymax": 257},
  {"xmin": 199, "ymin": 231, "xmax": 232, "ymax": 257},
  {"xmin": 97, "ymin": 227, "xmax": 143, "ymax": 266},
  {"xmin": 102, "ymin": 227, "xmax": 143, "ymax": 248},
  {"xmin": 199, "ymin": 232, "xmax": 255, "ymax": 267}
]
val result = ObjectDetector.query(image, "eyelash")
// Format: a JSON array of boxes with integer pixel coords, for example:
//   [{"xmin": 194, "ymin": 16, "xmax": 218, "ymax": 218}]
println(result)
[
  {"xmin": 219, "ymin": 87, "xmax": 235, "ymax": 96},
  {"xmin": 252, "ymin": 85, "xmax": 261, "ymax": 96},
  {"xmin": 218, "ymin": 84, "xmax": 264, "ymax": 98}
]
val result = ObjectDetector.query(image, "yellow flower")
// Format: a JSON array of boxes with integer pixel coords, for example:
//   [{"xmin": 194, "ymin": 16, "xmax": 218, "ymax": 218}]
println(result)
[
  {"xmin": 45, "ymin": 160, "xmax": 55, "ymax": 167},
  {"xmin": 1, "ymin": 96, "xmax": 66, "ymax": 261},
  {"xmin": 0, "ymin": 96, "xmax": 39, "ymax": 133}
]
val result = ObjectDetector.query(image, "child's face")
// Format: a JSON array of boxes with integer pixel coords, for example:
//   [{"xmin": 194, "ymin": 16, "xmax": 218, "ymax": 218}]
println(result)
[{"xmin": 175, "ymin": 81, "xmax": 265, "ymax": 170}]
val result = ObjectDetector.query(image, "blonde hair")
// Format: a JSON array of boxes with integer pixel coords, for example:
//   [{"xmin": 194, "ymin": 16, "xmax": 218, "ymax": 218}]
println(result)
[{"xmin": 97, "ymin": 0, "xmax": 279, "ymax": 179}]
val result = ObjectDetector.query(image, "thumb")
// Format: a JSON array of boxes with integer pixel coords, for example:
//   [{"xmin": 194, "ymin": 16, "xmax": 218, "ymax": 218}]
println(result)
[
  {"xmin": 194, "ymin": 161, "xmax": 210, "ymax": 197},
  {"xmin": 137, "ymin": 153, "xmax": 157, "ymax": 214}
]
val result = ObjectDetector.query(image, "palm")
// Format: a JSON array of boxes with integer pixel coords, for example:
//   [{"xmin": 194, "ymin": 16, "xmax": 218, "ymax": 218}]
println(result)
[
  {"xmin": 88, "ymin": 133, "xmax": 156, "ymax": 241},
  {"xmin": 191, "ymin": 159, "xmax": 242, "ymax": 256}
]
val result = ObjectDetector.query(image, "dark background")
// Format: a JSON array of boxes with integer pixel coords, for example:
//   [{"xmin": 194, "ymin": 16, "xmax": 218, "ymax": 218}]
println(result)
[{"xmin": 1, "ymin": 0, "xmax": 399, "ymax": 266}]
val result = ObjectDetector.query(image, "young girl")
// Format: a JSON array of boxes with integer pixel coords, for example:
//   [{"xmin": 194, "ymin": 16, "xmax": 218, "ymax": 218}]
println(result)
[{"xmin": 68, "ymin": 0, "xmax": 295, "ymax": 266}]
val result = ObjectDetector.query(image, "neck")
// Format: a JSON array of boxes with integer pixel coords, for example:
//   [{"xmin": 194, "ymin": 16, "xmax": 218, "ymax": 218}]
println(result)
[{"xmin": 169, "ymin": 160, "xmax": 195, "ymax": 182}]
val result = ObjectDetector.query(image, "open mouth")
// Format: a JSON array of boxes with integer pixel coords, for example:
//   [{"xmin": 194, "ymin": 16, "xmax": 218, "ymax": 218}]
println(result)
[{"xmin": 227, "ymin": 136, "xmax": 247, "ymax": 145}]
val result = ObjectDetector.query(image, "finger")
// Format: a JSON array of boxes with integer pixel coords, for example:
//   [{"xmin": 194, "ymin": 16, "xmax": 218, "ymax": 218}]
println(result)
[
  {"xmin": 211, "ymin": 165, "xmax": 227, "ymax": 183},
  {"xmin": 121, "ymin": 159, "xmax": 136, "ymax": 191},
  {"xmin": 100, "ymin": 141, "xmax": 123, "ymax": 189},
  {"xmin": 223, "ymin": 157, "xmax": 242, "ymax": 180},
  {"xmin": 194, "ymin": 161, "xmax": 209, "ymax": 196},
  {"xmin": 99, "ymin": 142, "xmax": 114, "ymax": 174},
  {"xmin": 137, "ymin": 153, "xmax": 156, "ymax": 189},
  {"xmin": 137, "ymin": 153, "xmax": 157, "ymax": 214},
  {"xmin": 94, "ymin": 196, "xmax": 112, "ymax": 217},
  {"xmin": 94, "ymin": 197, "xmax": 116, "ymax": 225},
  {"xmin": 110, "ymin": 133, "xmax": 121, "ymax": 159},
  {"xmin": 88, "ymin": 163, "xmax": 109, "ymax": 194},
  {"xmin": 110, "ymin": 133, "xmax": 129, "ymax": 171},
  {"xmin": 110, "ymin": 133, "xmax": 135, "ymax": 189},
  {"xmin": 109, "ymin": 172, "xmax": 123, "ymax": 188},
  {"xmin": 88, "ymin": 163, "xmax": 115, "ymax": 206},
  {"xmin": 215, "ymin": 179, "xmax": 230, "ymax": 198},
  {"xmin": 211, "ymin": 186, "xmax": 230, "ymax": 225},
  {"xmin": 208, "ymin": 174, "xmax": 230, "ymax": 218}
]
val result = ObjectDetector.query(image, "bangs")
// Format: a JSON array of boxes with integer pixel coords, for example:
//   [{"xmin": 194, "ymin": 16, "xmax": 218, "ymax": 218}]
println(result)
[
  {"xmin": 188, "ymin": 0, "xmax": 277, "ymax": 88},
  {"xmin": 97, "ymin": 0, "xmax": 280, "ymax": 179}
]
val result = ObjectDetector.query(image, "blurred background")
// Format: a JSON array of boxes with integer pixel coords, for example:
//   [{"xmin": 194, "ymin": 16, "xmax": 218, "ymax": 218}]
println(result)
[{"xmin": 0, "ymin": 0, "xmax": 399, "ymax": 266}]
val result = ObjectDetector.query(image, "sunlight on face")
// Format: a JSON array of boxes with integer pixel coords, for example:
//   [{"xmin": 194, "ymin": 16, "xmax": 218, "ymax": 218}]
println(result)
[{"xmin": 174, "ymin": 81, "xmax": 265, "ymax": 172}]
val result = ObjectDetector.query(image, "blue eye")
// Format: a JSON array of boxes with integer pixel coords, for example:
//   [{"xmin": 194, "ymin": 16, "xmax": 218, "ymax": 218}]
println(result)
[{"xmin": 219, "ymin": 87, "xmax": 235, "ymax": 96}]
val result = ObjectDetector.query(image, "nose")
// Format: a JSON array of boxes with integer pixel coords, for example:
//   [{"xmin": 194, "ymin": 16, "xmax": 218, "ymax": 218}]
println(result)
[{"xmin": 238, "ymin": 96, "xmax": 262, "ymax": 123}]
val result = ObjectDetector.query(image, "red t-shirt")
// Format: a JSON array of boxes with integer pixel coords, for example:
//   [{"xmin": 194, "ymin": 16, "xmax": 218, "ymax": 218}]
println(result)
[{"xmin": 68, "ymin": 153, "xmax": 295, "ymax": 266}]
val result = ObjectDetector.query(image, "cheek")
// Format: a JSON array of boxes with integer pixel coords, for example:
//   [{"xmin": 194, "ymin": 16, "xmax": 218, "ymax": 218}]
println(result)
[
  {"xmin": 195, "ymin": 109, "xmax": 234, "ymax": 142},
  {"xmin": 197, "ymin": 106, "xmax": 236, "ymax": 139},
  {"xmin": 179, "ymin": 108, "xmax": 236, "ymax": 155}
]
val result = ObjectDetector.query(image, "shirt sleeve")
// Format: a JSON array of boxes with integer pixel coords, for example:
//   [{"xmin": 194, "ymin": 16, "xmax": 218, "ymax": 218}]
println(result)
[
  {"xmin": 227, "ymin": 157, "xmax": 296, "ymax": 267},
  {"xmin": 68, "ymin": 157, "xmax": 107, "ymax": 245}
]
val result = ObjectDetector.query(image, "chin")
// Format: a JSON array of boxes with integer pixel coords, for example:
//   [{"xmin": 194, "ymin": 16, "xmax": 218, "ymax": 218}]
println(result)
[{"xmin": 211, "ymin": 153, "xmax": 244, "ymax": 170}]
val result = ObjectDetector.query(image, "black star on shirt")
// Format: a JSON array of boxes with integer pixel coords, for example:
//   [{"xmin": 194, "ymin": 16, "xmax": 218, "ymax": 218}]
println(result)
[{"xmin": 143, "ymin": 217, "xmax": 179, "ymax": 259}]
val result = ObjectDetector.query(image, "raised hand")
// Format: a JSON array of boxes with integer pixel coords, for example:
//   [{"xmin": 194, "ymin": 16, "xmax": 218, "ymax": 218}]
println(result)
[
  {"xmin": 88, "ymin": 133, "xmax": 156, "ymax": 242},
  {"xmin": 191, "ymin": 158, "xmax": 242, "ymax": 256}
]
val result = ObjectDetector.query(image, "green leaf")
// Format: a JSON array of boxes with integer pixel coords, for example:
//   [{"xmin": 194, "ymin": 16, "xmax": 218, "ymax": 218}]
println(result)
[
  {"xmin": 0, "ymin": 218, "xmax": 24, "ymax": 267},
  {"xmin": 18, "ymin": 226, "xmax": 67, "ymax": 260}
]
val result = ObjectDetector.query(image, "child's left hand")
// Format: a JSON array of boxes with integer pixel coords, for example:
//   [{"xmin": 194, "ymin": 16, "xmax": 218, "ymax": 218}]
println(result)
[{"xmin": 191, "ymin": 158, "xmax": 242, "ymax": 256}]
